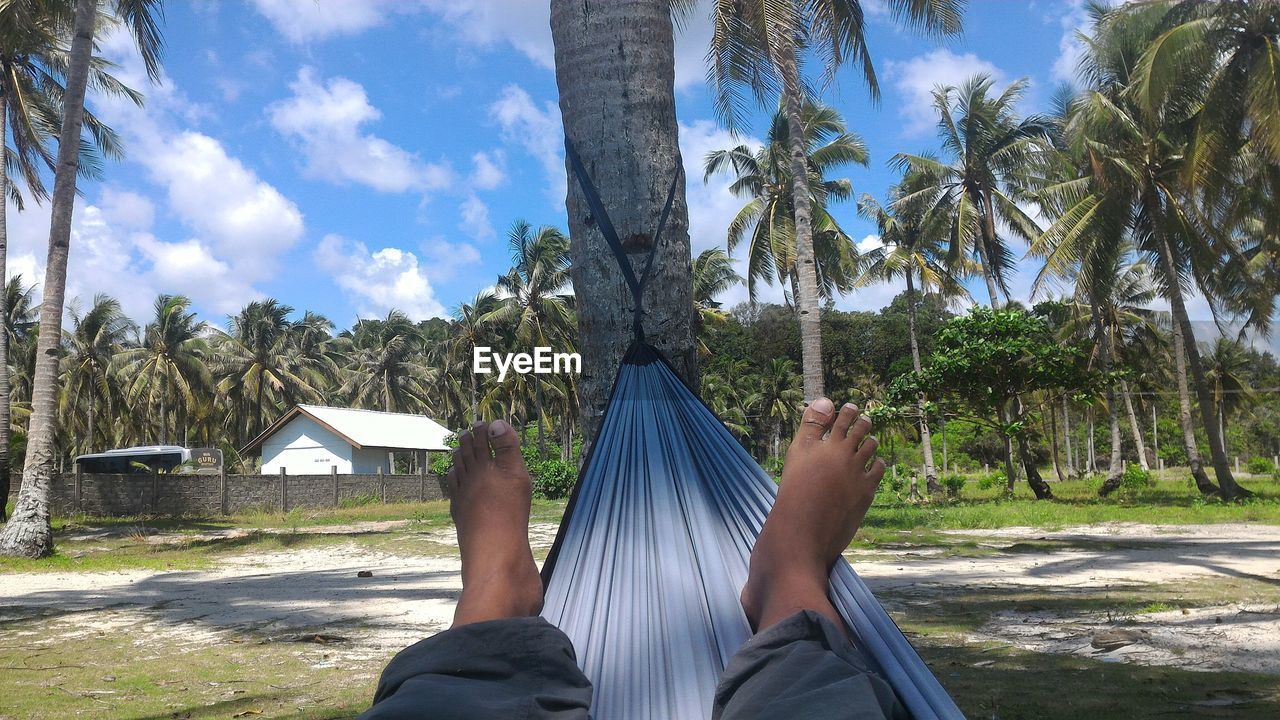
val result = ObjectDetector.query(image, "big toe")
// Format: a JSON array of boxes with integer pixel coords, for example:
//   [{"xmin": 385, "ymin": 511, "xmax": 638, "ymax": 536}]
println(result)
[
  {"xmin": 795, "ymin": 397, "xmax": 837, "ymax": 443},
  {"xmin": 487, "ymin": 419, "xmax": 526, "ymax": 472}
]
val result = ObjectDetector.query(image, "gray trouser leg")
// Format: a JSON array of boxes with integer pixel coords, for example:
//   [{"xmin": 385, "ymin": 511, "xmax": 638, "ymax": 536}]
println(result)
[
  {"xmin": 359, "ymin": 617, "xmax": 592, "ymax": 720},
  {"xmin": 713, "ymin": 610, "xmax": 909, "ymax": 720}
]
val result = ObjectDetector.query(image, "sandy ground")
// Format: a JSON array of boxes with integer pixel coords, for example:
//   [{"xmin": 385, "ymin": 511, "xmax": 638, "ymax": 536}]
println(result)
[{"xmin": 3, "ymin": 522, "xmax": 1278, "ymax": 677}]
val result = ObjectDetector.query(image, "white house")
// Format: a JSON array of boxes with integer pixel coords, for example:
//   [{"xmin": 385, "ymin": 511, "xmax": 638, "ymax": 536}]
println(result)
[{"xmin": 244, "ymin": 404, "xmax": 453, "ymax": 474}]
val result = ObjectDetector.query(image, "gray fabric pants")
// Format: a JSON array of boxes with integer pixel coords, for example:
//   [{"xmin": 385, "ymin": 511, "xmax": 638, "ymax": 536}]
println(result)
[{"xmin": 361, "ymin": 610, "xmax": 907, "ymax": 719}]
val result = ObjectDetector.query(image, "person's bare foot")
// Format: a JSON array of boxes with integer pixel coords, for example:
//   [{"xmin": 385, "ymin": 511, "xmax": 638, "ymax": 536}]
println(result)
[
  {"xmin": 741, "ymin": 398, "xmax": 885, "ymax": 635},
  {"xmin": 446, "ymin": 419, "xmax": 544, "ymax": 626}
]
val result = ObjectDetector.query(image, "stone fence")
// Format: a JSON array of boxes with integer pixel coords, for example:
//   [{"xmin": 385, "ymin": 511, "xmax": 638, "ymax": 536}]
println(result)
[{"xmin": 6, "ymin": 469, "xmax": 449, "ymax": 517}]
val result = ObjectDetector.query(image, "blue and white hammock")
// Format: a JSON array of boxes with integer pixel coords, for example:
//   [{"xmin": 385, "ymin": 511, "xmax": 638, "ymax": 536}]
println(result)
[{"xmin": 539, "ymin": 141, "xmax": 964, "ymax": 720}]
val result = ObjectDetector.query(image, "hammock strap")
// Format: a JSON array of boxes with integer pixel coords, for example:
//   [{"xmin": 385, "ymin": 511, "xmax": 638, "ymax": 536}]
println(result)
[{"xmin": 564, "ymin": 137, "xmax": 682, "ymax": 342}]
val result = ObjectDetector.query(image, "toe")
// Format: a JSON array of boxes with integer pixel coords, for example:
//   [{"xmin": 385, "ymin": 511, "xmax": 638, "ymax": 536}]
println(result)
[
  {"xmin": 832, "ymin": 403, "xmax": 860, "ymax": 440},
  {"xmin": 855, "ymin": 435, "xmax": 879, "ymax": 467},
  {"xmin": 795, "ymin": 397, "xmax": 837, "ymax": 443},
  {"xmin": 848, "ymin": 413, "xmax": 873, "ymax": 447},
  {"xmin": 452, "ymin": 440, "xmax": 469, "ymax": 476},
  {"xmin": 488, "ymin": 419, "xmax": 526, "ymax": 472},
  {"xmin": 468, "ymin": 421, "xmax": 489, "ymax": 462},
  {"xmin": 866, "ymin": 458, "xmax": 887, "ymax": 484}
]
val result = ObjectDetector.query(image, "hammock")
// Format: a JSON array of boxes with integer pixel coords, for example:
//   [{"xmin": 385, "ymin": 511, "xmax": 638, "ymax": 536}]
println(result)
[{"xmin": 540, "ymin": 140, "xmax": 964, "ymax": 720}]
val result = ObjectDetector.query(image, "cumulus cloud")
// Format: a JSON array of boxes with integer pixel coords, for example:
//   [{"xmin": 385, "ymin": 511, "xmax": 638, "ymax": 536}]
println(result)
[
  {"xmin": 423, "ymin": 237, "xmax": 483, "ymax": 277},
  {"xmin": 268, "ymin": 68, "xmax": 454, "ymax": 193},
  {"xmin": 250, "ymin": 0, "xmax": 405, "ymax": 43},
  {"xmin": 490, "ymin": 84, "xmax": 565, "ymax": 205},
  {"xmin": 469, "ymin": 150, "xmax": 508, "ymax": 190},
  {"xmin": 886, "ymin": 49, "xmax": 1008, "ymax": 137},
  {"xmin": 458, "ymin": 194, "xmax": 496, "ymax": 241},
  {"xmin": 315, "ymin": 234, "xmax": 446, "ymax": 320}
]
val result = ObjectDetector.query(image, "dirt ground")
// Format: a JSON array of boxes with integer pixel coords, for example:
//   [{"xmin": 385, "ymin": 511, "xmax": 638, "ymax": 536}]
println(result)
[{"xmin": 2, "ymin": 521, "xmax": 1278, "ymax": 717}]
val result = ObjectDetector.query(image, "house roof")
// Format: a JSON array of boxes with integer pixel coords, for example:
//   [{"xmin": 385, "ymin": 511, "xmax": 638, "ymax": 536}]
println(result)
[{"xmin": 242, "ymin": 404, "xmax": 454, "ymax": 455}]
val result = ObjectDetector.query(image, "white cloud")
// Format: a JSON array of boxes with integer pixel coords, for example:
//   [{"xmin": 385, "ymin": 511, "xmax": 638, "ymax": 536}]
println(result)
[
  {"xmin": 469, "ymin": 150, "xmax": 507, "ymax": 190},
  {"xmin": 315, "ymin": 234, "xmax": 446, "ymax": 320},
  {"xmin": 268, "ymin": 67, "xmax": 454, "ymax": 193},
  {"xmin": 250, "ymin": 0, "xmax": 404, "ymax": 43},
  {"xmin": 886, "ymin": 49, "xmax": 1008, "ymax": 137},
  {"xmin": 421, "ymin": 0, "xmax": 555, "ymax": 69},
  {"xmin": 423, "ymin": 237, "xmax": 483, "ymax": 277},
  {"xmin": 490, "ymin": 84, "xmax": 565, "ymax": 205},
  {"xmin": 98, "ymin": 188, "xmax": 154, "ymax": 230},
  {"xmin": 681, "ymin": 120, "xmax": 787, "ymax": 307},
  {"xmin": 458, "ymin": 194, "xmax": 496, "ymax": 241}
]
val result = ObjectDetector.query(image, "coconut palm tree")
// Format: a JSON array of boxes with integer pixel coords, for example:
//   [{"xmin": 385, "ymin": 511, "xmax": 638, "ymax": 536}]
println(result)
[
  {"xmin": 691, "ymin": 247, "xmax": 742, "ymax": 356},
  {"xmin": 485, "ymin": 220, "xmax": 574, "ymax": 458},
  {"xmin": 705, "ymin": 101, "xmax": 866, "ymax": 306},
  {"xmin": 338, "ymin": 311, "xmax": 434, "ymax": 414},
  {"xmin": 550, "ymin": 0, "xmax": 696, "ymax": 447},
  {"xmin": 122, "ymin": 295, "xmax": 210, "ymax": 447},
  {"xmin": 60, "ymin": 294, "xmax": 133, "ymax": 455},
  {"xmin": 1032, "ymin": 3, "xmax": 1249, "ymax": 499},
  {"xmin": 1, "ymin": 0, "xmax": 164, "ymax": 557},
  {"xmin": 0, "ymin": 274, "xmax": 34, "ymax": 517},
  {"xmin": 757, "ymin": 357, "xmax": 803, "ymax": 459},
  {"xmin": 704, "ymin": 0, "xmax": 962, "ymax": 401},
  {"xmin": 856, "ymin": 173, "xmax": 971, "ymax": 496},
  {"xmin": 215, "ymin": 300, "xmax": 323, "ymax": 446},
  {"xmin": 1205, "ymin": 337, "xmax": 1255, "ymax": 456},
  {"xmin": 447, "ymin": 290, "xmax": 499, "ymax": 425}
]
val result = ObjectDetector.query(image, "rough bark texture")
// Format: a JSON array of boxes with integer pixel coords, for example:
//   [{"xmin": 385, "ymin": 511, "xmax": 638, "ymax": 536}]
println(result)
[
  {"xmin": 0, "ymin": 89, "xmax": 9, "ymax": 521},
  {"xmin": 1095, "ymin": 307, "xmax": 1125, "ymax": 497},
  {"xmin": 1121, "ymin": 380, "xmax": 1149, "ymax": 470},
  {"xmin": 0, "ymin": 0, "xmax": 96, "ymax": 558},
  {"xmin": 905, "ymin": 272, "xmax": 939, "ymax": 495},
  {"xmin": 773, "ymin": 20, "xmax": 824, "ymax": 402},
  {"xmin": 1170, "ymin": 320, "xmax": 1216, "ymax": 494},
  {"xmin": 550, "ymin": 0, "xmax": 696, "ymax": 447}
]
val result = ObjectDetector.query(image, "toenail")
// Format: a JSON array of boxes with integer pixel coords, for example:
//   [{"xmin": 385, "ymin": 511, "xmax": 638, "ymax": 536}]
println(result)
[
  {"xmin": 810, "ymin": 397, "xmax": 834, "ymax": 415},
  {"xmin": 489, "ymin": 419, "xmax": 510, "ymax": 436}
]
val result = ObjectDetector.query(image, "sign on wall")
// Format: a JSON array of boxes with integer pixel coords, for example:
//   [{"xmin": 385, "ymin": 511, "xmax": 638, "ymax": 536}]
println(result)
[{"xmin": 190, "ymin": 448, "xmax": 224, "ymax": 474}]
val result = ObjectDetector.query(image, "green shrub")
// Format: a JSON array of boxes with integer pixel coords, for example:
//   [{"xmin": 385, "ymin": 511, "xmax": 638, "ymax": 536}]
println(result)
[
  {"xmin": 888, "ymin": 465, "xmax": 912, "ymax": 494},
  {"xmin": 1120, "ymin": 464, "xmax": 1154, "ymax": 490},
  {"xmin": 977, "ymin": 470, "xmax": 1006, "ymax": 490},
  {"xmin": 763, "ymin": 455, "xmax": 785, "ymax": 480},
  {"xmin": 531, "ymin": 459, "xmax": 577, "ymax": 500},
  {"xmin": 1246, "ymin": 457, "xmax": 1274, "ymax": 475},
  {"xmin": 941, "ymin": 473, "xmax": 966, "ymax": 498},
  {"xmin": 1273, "ymin": 467, "xmax": 1280, "ymax": 483}
]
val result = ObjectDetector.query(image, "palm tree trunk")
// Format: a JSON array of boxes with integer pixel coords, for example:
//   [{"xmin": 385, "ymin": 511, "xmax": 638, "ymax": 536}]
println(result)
[
  {"xmin": 551, "ymin": 0, "xmax": 696, "ymax": 449},
  {"xmin": 905, "ymin": 271, "xmax": 939, "ymax": 495},
  {"xmin": 771, "ymin": 16, "xmax": 823, "ymax": 402},
  {"xmin": 1063, "ymin": 400, "xmax": 1074, "ymax": 477},
  {"xmin": 535, "ymin": 376, "xmax": 546, "ymax": 460},
  {"xmin": 0, "ymin": 0, "xmax": 96, "ymax": 558},
  {"xmin": 1121, "ymin": 380, "xmax": 1149, "ymax": 471},
  {"xmin": 87, "ymin": 393, "xmax": 96, "ymax": 455},
  {"xmin": 0, "ymin": 88, "xmax": 10, "ymax": 521},
  {"xmin": 1048, "ymin": 400, "xmax": 1066, "ymax": 482},
  {"xmin": 469, "ymin": 368, "xmax": 478, "ymax": 424},
  {"xmin": 1094, "ymin": 306, "xmax": 1125, "ymax": 496},
  {"xmin": 1169, "ymin": 297, "xmax": 1217, "ymax": 495},
  {"xmin": 1147, "ymin": 198, "xmax": 1238, "ymax": 495}
]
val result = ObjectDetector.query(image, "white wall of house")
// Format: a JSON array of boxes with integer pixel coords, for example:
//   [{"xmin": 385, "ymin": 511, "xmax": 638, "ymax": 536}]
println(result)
[
  {"xmin": 261, "ymin": 416, "xmax": 354, "ymax": 474},
  {"xmin": 351, "ymin": 446, "xmax": 392, "ymax": 474}
]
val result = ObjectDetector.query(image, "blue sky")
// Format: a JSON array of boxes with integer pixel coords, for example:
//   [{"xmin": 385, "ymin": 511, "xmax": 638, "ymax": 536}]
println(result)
[{"xmin": 6, "ymin": 0, "xmax": 1249, "ymax": 342}]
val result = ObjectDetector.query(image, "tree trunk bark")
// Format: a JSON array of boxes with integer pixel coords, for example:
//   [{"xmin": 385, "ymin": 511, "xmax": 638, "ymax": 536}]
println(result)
[
  {"xmin": 0, "ymin": 0, "xmax": 96, "ymax": 557},
  {"xmin": 535, "ymin": 375, "xmax": 545, "ymax": 460},
  {"xmin": 1121, "ymin": 380, "xmax": 1149, "ymax": 471},
  {"xmin": 0, "ymin": 88, "xmax": 10, "ymax": 521},
  {"xmin": 1011, "ymin": 402, "xmax": 1053, "ymax": 499},
  {"xmin": 1094, "ymin": 305, "xmax": 1125, "ymax": 496},
  {"xmin": 905, "ymin": 271, "xmax": 939, "ymax": 495},
  {"xmin": 772, "ymin": 15, "xmax": 824, "ymax": 402},
  {"xmin": 87, "ymin": 393, "xmax": 96, "ymax": 455},
  {"xmin": 1048, "ymin": 400, "xmax": 1066, "ymax": 482},
  {"xmin": 1063, "ymin": 400, "xmax": 1074, "ymax": 477},
  {"xmin": 551, "ymin": 0, "xmax": 696, "ymax": 449},
  {"xmin": 1170, "ymin": 320, "xmax": 1218, "ymax": 495}
]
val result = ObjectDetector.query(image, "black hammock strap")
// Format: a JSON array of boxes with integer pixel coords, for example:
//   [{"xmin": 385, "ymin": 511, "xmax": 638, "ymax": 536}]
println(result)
[{"xmin": 564, "ymin": 137, "xmax": 681, "ymax": 342}]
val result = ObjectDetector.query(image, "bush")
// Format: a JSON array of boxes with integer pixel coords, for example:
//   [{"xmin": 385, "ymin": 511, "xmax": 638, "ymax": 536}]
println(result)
[
  {"xmin": 977, "ymin": 470, "xmax": 1006, "ymax": 490},
  {"xmin": 1273, "ymin": 467, "xmax": 1280, "ymax": 483},
  {"xmin": 763, "ymin": 455, "xmax": 785, "ymax": 481},
  {"xmin": 1120, "ymin": 464, "xmax": 1154, "ymax": 490},
  {"xmin": 531, "ymin": 459, "xmax": 577, "ymax": 500},
  {"xmin": 888, "ymin": 465, "xmax": 912, "ymax": 494},
  {"xmin": 941, "ymin": 473, "xmax": 966, "ymax": 498},
  {"xmin": 1246, "ymin": 457, "xmax": 1274, "ymax": 475}
]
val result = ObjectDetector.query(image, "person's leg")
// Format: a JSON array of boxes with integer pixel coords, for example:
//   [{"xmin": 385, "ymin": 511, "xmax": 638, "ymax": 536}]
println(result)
[
  {"xmin": 716, "ymin": 398, "xmax": 907, "ymax": 720},
  {"xmin": 361, "ymin": 420, "xmax": 592, "ymax": 720}
]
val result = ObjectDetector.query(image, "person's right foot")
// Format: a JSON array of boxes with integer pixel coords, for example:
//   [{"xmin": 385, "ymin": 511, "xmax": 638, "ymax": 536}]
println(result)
[
  {"xmin": 447, "ymin": 420, "xmax": 544, "ymax": 626},
  {"xmin": 740, "ymin": 398, "xmax": 885, "ymax": 634}
]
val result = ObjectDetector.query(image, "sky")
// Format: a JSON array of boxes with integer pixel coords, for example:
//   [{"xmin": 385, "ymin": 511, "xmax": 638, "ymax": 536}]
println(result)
[{"xmin": 5, "ymin": 0, "xmax": 1272, "ymax": 352}]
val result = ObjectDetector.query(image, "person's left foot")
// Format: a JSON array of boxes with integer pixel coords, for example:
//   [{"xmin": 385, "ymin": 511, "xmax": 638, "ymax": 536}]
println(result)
[{"xmin": 447, "ymin": 420, "xmax": 544, "ymax": 626}]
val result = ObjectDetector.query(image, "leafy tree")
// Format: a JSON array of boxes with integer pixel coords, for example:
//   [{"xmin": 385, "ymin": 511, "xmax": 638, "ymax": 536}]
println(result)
[
  {"xmin": 337, "ymin": 311, "xmax": 434, "ymax": 414},
  {"xmin": 891, "ymin": 307, "xmax": 1093, "ymax": 499},
  {"xmin": 122, "ymin": 295, "xmax": 210, "ymax": 447},
  {"xmin": 60, "ymin": 294, "xmax": 133, "ymax": 456}
]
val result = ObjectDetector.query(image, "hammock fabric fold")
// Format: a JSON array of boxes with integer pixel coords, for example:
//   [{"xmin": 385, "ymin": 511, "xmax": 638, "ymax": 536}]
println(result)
[{"xmin": 540, "ymin": 140, "xmax": 963, "ymax": 719}]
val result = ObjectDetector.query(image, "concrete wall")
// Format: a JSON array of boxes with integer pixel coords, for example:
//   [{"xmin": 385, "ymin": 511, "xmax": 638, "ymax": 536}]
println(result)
[
  {"xmin": 261, "ymin": 415, "xmax": 353, "ymax": 474},
  {"xmin": 6, "ymin": 472, "xmax": 449, "ymax": 517},
  {"xmin": 351, "ymin": 446, "xmax": 391, "ymax": 474}
]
